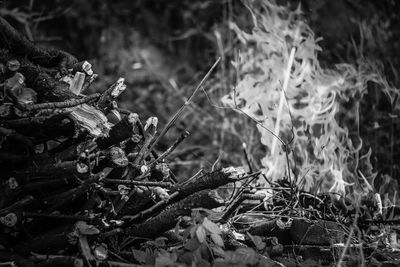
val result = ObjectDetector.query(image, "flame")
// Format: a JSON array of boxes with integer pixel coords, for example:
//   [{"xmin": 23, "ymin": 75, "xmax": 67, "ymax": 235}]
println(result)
[{"xmin": 222, "ymin": 0, "xmax": 398, "ymax": 200}]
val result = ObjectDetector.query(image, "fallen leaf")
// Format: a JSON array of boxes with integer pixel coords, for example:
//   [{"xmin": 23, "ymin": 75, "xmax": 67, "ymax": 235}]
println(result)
[
  {"xmin": 247, "ymin": 232, "xmax": 266, "ymax": 250},
  {"xmin": 202, "ymin": 217, "xmax": 221, "ymax": 235},
  {"xmin": 196, "ymin": 225, "xmax": 206, "ymax": 243},
  {"xmin": 210, "ymin": 233, "xmax": 224, "ymax": 247},
  {"xmin": 184, "ymin": 237, "xmax": 201, "ymax": 251}
]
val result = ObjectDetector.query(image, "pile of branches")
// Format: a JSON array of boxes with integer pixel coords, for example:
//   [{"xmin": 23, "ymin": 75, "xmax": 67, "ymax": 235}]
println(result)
[{"xmin": 0, "ymin": 17, "xmax": 264, "ymax": 266}]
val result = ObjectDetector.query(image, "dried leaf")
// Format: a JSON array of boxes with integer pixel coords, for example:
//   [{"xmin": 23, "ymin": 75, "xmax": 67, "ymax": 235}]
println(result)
[
  {"xmin": 211, "ymin": 246, "xmax": 226, "ymax": 258},
  {"xmin": 231, "ymin": 248, "xmax": 258, "ymax": 265},
  {"xmin": 174, "ymin": 220, "xmax": 180, "ymax": 236},
  {"xmin": 247, "ymin": 232, "xmax": 266, "ymax": 250},
  {"xmin": 178, "ymin": 251, "xmax": 194, "ymax": 266},
  {"xmin": 202, "ymin": 217, "xmax": 221, "ymax": 235},
  {"xmin": 184, "ymin": 237, "xmax": 200, "ymax": 251},
  {"xmin": 145, "ymin": 248, "xmax": 156, "ymax": 265},
  {"xmin": 210, "ymin": 233, "xmax": 224, "ymax": 247},
  {"xmin": 196, "ymin": 225, "xmax": 206, "ymax": 243},
  {"xmin": 193, "ymin": 208, "xmax": 223, "ymax": 222},
  {"xmin": 189, "ymin": 225, "xmax": 196, "ymax": 238},
  {"xmin": 155, "ymin": 251, "xmax": 177, "ymax": 267}
]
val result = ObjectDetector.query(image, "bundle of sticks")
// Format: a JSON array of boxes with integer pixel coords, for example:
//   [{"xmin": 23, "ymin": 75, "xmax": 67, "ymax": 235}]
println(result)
[{"xmin": 0, "ymin": 16, "xmax": 263, "ymax": 266}]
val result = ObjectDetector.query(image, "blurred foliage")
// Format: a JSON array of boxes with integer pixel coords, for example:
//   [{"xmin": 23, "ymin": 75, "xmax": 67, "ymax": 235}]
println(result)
[{"xmin": 1, "ymin": 0, "xmax": 399, "ymax": 183}]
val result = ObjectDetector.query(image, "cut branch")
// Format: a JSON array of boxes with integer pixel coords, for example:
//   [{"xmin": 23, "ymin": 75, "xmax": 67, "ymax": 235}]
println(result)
[
  {"xmin": 96, "ymin": 113, "xmax": 140, "ymax": 149},
  {"xmin": 125, "ymin": 189, "xmax": 224, "ymax": 238}
]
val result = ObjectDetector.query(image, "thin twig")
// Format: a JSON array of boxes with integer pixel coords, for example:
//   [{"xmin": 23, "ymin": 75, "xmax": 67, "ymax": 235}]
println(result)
[
  {"xmin": 102, "ymin": 179, "xmax": 173, "ymax": 188},
  {"xmin": 23, "ymin": 211, "xmax": 96, "ymax": 222},
  {"xmin": 148, "ymin": 131, "xmax": 189, "ymax": 167},
  {"xmin": 149, "ymin": 57, "xmax": 221, "ymax": 151},
  {"xmin": 14, "ymin": 93, "xmax": 100, "ymax": 111},
  {"xmin": 0, "ymin": 195, "xmax": 34, "ymax": 216},
  {"xmin": 242, "ymin": 142, "xmax": 253, "ymax": 173},
  {"xmin": 123, "ymin": 191, "xmax": 180, "ymax": 222},
  {"xmin": 337, "ymin": 212, "xmax": 359, "ymax": 267}
]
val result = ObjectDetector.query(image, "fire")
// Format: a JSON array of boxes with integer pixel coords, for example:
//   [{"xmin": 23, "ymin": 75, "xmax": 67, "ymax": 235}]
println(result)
[{"xmin": 222, "ymin": 0, "xmax": 398, "ymax": 201}]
